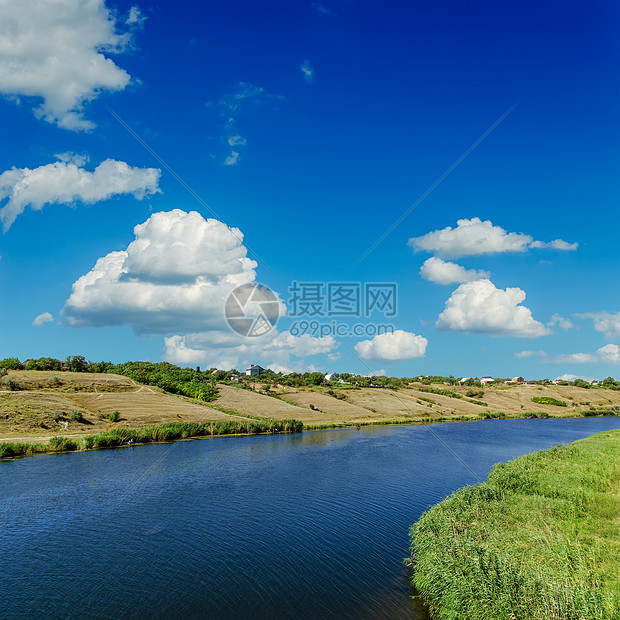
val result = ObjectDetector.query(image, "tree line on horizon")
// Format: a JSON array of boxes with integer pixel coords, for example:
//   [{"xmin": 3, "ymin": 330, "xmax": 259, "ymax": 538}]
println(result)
[{"xmin": 1, "ymin": 356, "xmax": 619, "ymax": 392}]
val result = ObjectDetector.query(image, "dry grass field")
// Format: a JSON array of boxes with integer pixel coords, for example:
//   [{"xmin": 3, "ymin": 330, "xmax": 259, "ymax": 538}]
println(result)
[{"xmin": 1, "ymin": 370, "xmax": 619, "ymax": 443}]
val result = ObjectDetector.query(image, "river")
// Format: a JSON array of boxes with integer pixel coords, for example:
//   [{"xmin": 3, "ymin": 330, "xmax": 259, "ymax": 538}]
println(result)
[{"xmin": 2, "ymin": 417, "xmax": 619, "ymax": 619}]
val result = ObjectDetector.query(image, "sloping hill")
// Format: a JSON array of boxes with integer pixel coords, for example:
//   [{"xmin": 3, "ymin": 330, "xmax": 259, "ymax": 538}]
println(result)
[{"xmin": 1, "ymin": 370, "xmax": 619, "ymax": 442}]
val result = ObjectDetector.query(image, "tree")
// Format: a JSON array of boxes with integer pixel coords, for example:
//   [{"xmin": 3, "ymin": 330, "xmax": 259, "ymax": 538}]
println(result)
[
  {"xmin": 66, "ymin": 355, "xmax": 87, "ymax": 372},
  {"xmin": 25, "ymin": 357, "xmax": 61, "ymax": 371},
  {"xmin": 304, "ymin": 372, "xmax": 325, "ymax": 386},
  {"xmin": 0, "ymin": 357, "xmax": 22, "ymax": 370}
]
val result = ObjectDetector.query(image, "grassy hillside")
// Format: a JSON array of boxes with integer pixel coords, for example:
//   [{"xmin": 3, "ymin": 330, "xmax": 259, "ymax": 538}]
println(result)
[
  {"xmin": 1, "ymin": 370, "xmax": 619, "ymax": 443},
  {"xmin": 409, "ymin": 430, "xmax": 620, "ymax": 620}
]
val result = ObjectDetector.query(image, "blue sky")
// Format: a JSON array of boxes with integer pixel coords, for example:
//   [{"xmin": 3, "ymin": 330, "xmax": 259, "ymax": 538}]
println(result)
[{"xmin": 0, "ymin": 0, "xmax": 619, "ymax": 379}]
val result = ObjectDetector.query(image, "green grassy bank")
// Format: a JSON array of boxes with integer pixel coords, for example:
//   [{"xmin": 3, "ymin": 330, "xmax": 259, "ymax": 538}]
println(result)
[
  {"xmin": 0, "ymin": 418, "xmax": 304, "ymax": 459},
  {"xmin": 409, "ymin": 430, "xmax": 620, "ymax": 620}
]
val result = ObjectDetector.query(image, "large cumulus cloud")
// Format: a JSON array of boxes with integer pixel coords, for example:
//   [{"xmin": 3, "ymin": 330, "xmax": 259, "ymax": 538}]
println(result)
[{"xmin": 436, "ymin": 279, "xmax": 549, "ymax": 337}]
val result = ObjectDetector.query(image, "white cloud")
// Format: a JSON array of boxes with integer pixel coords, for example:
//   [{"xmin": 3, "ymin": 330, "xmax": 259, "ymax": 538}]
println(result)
[
  {"xmin": 554, "ymin": 352, "xmax": 597, "ymax": 364},
  {"xmin": 553, "ymin": 344, "xmax": 620, "ymax": 365},
  {"xmin": 224, "ymin": 151, "xmax": 240, "ymax": 166},
  {"xmin": 410, "ymin": 218, "xmax": 532, "ymax": 258},
  {"xmin": 555, "ymin": 373, "xmax": 595, "ymax": 382},
  {"xmin": 0, "ymin": 0, "xmax": 134, "ymax": 130},
  {"xmin": 409, "ymin": 217, "xmax": 577, "ymax": 258},
  {"xmin": 216, "ymin": 82, "xmax": 284, "ymax": 115},
  {"xmin": 163, "ymin": 330, "xmax": 336, "ymax": 371},
  {"xmin": 62, "ymin": 208, "xmax": 336, "ymax": 371},
  {"xmin": 529, "ymin": 239, "xmax": 578, "ymax": 251},
  {"xmin": 354, "ymin": 330, "xmax": 428, "ymax": 362},
  {"xmin": 269, "ymin": 331, "xmax": 335, "ymax": 356},
  {"xmin": 33, "ymin": 312, "xmax": 53, "ymax": 326},
  {"xmin": 420, "ymin": 257, "xmax": 490, "ymax": 285},
  {"xmin": 547, "ymin": 313, "xmax": 575, "ymax": 330},
  {"xmin": 515, "ymin": 350, "xmax": 548, "ymax": 359},
  {"xmin": 62, "ymin": 209, "xmax": 263, "ymax": 333},
  {"xmin": 209, "ymin": 83, "xmax": 284, "ymax": 165},
  {"xmin": 227, "ymin": 135, "xmax": 247, "ymax": 147},
  {"xmin": 0, "ymin": 158, "xmax": 161, "ymax": 231},
  {"xmin": 126, "ymin": 6, "xmax": 146, "ymax": 26},
  {"xmin": 301, "ymin": 60, "xmax": 314, "ymax": 83},
  {"xmin": 54, "ymin": 152, "xmax": 90, "ymax": 166},
  {"xmin": 576, "ymin": 311, "xmax": 620, "ymax": 340},
  {"xmin": 436, "ymin": 279, "xmax": 549, "ymax": 337}
]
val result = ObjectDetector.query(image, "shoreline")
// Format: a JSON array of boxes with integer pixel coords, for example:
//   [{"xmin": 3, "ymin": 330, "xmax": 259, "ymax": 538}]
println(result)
[
  {"xmin": 1, "ymin": 410, "xmax": 618, "ymax": 461},
  {"xmin": 408, "ymin": 429, "xmax": 620, "ymax": 619}
]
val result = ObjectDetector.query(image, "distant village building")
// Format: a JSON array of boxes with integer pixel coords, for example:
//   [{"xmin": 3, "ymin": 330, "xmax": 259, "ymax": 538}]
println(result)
[
  {"xmin": 325, "ymin": 373, "xmax": 345, "ymax": 383},
  {"xmin": 230, "ymin": 373, "xmax": 241, "ymax": 382},
  {"xmin": 459, "ymin": 377, "xmax": 479, "ymax": 384},
  {"xmin": 480, "ymin": 377, "xmax": 495, "ymax": 386},
  {"xmin": 509, "ymin": 376, "xmax": 525, "ymax": 383},
  {"xmin": 245, "ymin": 364, "xmax": 265, "ymax": 377}
]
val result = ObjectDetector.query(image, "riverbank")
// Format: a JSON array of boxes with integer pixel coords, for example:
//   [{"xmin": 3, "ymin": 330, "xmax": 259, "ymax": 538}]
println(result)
[
  {"xmin": 409, "ymin": 429, "xmax": 620, "ymax": 619},
  {"xmin": 3, "ymin": 410, "xmax": 620, "ymax": 460},
  {"xmin": 0, "ymin": 419, "xmax": 304, "ymax": 459}
]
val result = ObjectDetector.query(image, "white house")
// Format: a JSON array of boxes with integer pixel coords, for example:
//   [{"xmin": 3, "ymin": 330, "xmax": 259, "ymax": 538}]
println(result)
[
  {"xmin": 480, "ymin": 377, "xmax": 495, "ymax": 386},
  {"xmin": 459, "ymin": 377, "xmax": 479, "ymax": 384},
  {"xmin": 245, "ymin": 364, "xmax": 265, "ymax": 377}
]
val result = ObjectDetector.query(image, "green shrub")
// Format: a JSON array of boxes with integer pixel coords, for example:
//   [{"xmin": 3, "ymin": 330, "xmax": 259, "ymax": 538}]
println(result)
[
  {"xmin": 532, "ymin": 396, "xmax": 567, "ymax": 407},
  {"xmin": 419, "ymin": 386, "xmax": 463, "ymax": 399},
  {"xmin": 69, "ymin": 410, "xmax": 83, "ymax": 422},
  {"xmin": 3, "ymin": 378, "xmax": 18, "ymax": 391},
  {"xmin": 466, "ymin": 389, "xmax": 485, "ymax": 398},
  {"xmin": 108, "ymin": 410, "xmax": 120, "ymax": 422}
]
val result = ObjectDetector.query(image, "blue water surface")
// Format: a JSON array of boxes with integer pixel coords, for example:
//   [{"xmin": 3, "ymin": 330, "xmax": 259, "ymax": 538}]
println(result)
[{"xmin": 2, "ymin": 417, "xmax": 619, "ymax": 619}]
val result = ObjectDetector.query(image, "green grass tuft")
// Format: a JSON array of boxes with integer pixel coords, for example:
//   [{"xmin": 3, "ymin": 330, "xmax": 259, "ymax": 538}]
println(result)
[{"xmin": 409, "ymin": 430, "xmax": 620, "ymax": 619}]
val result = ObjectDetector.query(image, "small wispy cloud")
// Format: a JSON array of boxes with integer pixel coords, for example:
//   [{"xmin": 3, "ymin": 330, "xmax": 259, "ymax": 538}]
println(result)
[
  {"xmin": 552, "ymin": 344, "xmax": 620, "ymax": 365},
  {"xmin": 223, "ymin": 151, "xmax": 239, "ymax": 166},
  {"xmin": 547, "ymin": 313, "xmax": 575, "ymax": 330},
  {"xmin": 208, "ymin": 82, "xmax": 284, "ymax": 166},
  {"xmin": 312, "ymin": 3, "xmax": 333, "ymax": 16},
  {"xmin": 227, "ymin": 135, "xmax": 247, "ymax": 147},
  {"xmin": 301, "ymin": 60, "xmax": 315, "ymax": 83},
  {"xmin": 420, "ymin": 257, "xmax": 489, "ymax": 285},
  {"xmin": 514, "ymin": 350, "xmax": 548, "ymax": 359},
  {"xmin": 555, "ymin": 373, "xmax": 595, "ymax": 382},
  {"xmin": 576, "ymin": 311, "xmax": 620, "ymax": 340},
  {"xmin": 126, "ymin": 6, "xmax": 146, "ymax": 26},
  {"xmin": 33, "ymin": 311, "xmax": 54, "ymax": 326},
  {"xmin": 529, "ymin": 239, "xmax": 578, "ymax": 251}
]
